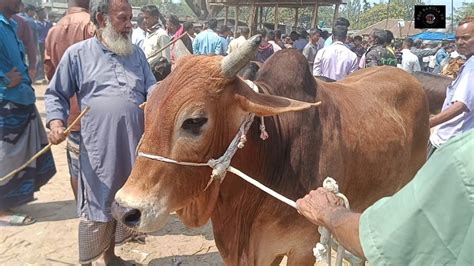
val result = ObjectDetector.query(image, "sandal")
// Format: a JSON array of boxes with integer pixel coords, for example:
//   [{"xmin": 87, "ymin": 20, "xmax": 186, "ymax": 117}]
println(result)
[{"xmin": 0, "ymin": 213, "xmax": 36, "ymax": 226}]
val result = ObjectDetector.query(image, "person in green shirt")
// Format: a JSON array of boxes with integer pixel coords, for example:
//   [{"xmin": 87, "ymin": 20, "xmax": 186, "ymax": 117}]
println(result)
[{"xmin": 296, "ymin": 129, "xmax": 474, "ymax": 265}]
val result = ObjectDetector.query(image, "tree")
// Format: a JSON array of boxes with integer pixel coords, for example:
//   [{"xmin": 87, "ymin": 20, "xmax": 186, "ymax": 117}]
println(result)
[
  {"xmin": 354, "ymin": 0, "xmax": 423, "ymax": 30},
  {"xmin": 455, "ymin": 2, "xmax": 474, "ymax": 24},
  {"xmin": 362, "ymin": 0, "xmax": 371, "ymax": 12}
]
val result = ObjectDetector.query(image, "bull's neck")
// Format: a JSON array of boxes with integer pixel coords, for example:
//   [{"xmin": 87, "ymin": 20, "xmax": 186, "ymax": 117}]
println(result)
[{"xmin": 211, "ymin": 105, "xmax": 323, "ymax": 262}]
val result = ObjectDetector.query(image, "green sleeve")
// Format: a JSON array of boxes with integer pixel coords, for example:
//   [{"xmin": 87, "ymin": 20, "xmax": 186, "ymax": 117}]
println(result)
[{"xmin": 359, "ymin": 131, "xmax": 474, "ymax": 265}]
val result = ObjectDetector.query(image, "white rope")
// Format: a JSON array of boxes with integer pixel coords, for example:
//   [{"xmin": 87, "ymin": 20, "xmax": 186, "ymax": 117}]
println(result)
[
  {"xmin": 228, "ymin": 166, "xmax": 297, "ymax": 208},
  {"xmin": 243, "ymin": 79, "xmax": 269, "ymax": 140},
  {"xmin": 137, "ymin": 152, "xmax": 208, "ymax": 167}
]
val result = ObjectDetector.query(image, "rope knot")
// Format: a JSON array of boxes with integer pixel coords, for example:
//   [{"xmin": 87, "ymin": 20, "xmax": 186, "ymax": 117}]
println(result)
[
  {"xmin": 238, "ymin": 135, "xmax": 247, "ymax": 149},
  {"xmin": 323, "ymin": 177, "xmax": 340, "ymax": 193}
]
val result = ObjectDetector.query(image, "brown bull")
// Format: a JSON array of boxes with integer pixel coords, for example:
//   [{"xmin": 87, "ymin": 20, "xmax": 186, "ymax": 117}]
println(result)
[{"xmin": 113, "ymin": 36, "xmax": 429, "ymax": 265}]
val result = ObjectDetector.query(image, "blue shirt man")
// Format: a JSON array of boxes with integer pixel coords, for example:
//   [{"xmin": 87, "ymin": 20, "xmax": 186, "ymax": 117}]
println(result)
[
  {"xmin": 435, "ymin": 47, "xmax": 449, "ymax": 67},
  {"xmin": 0, "ymin": 12, "xmax": 35, "ymax": 105},
  {"xmin": 219, "ymin": 35, "xmax": 228, "ymax": 55},
  {"xmin": 193, "ymin": 28, "xmax": 222, "ymax": 55},
  {"xmin": 1, "ymin": 7, "xmax": 55, "ymax": 225},
  {"xmin": 35, "ymin": 18, "xmax": 52, "ymax": 44}
]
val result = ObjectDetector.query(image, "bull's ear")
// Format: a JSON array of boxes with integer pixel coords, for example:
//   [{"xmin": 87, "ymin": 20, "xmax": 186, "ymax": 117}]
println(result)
[{"xmin": 233, "ymin": 81, "xmax": 321, "ymax": 117}]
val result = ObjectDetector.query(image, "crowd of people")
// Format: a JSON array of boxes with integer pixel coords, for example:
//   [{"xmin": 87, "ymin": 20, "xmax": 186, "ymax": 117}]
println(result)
[{"xmin": 1, "ymin": 0, "xmax": 473, "ymax": 263}]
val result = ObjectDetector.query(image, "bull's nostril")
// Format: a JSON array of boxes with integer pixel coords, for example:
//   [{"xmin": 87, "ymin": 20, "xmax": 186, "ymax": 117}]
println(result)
[{"xmin": 123, "ymin": 208, "xmax": 141, "ymax": 227}]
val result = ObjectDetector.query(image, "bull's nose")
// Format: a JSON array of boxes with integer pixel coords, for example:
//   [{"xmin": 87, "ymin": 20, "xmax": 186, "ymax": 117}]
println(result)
[{"xmin": 111, "ymin": 201, "xmax": 142, "ymax": 228}]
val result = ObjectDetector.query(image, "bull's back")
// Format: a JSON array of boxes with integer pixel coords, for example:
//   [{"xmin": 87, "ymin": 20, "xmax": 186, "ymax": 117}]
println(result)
[{"xmin": 315, "ymin": 67, "xmax": 429, "ymax": 211}]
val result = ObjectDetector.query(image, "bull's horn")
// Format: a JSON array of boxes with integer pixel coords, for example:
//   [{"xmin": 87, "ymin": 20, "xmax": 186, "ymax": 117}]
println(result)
[{"xmin": 221, "ymin": 34, "xmax": 262, "ymax": 78}]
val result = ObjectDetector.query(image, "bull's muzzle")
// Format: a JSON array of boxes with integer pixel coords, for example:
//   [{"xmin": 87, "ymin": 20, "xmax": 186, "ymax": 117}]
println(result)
[{"xmin": 111, "ymin": 201, "xmax": 142, "ymax": 229}]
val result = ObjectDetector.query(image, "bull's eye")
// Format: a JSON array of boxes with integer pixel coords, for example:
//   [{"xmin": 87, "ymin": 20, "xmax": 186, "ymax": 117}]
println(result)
[{"xmin": 182, "ymin": 117, "xmax": 208, "ymax": 135}]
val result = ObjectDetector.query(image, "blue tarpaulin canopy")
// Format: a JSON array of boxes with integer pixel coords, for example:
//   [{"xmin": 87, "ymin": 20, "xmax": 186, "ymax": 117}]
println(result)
[{"xmin": 410, "ymin": 31, "xmax": 455, "ymax": 41}]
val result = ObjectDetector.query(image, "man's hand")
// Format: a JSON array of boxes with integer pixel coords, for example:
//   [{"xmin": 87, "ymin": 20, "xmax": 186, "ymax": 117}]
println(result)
[
  {"xmin": 48, "ymin": 120, "xmax": 67, "ymax": 144},
  {"xmin": 28, "ymin": 68, "xmax": 36, "ymax": 82},
  {"xmin": 5, "ymin": 67, "xmax": 22, "ymax": 88},
  {"xmin": 296, "ymin": 187, "xmax": 343, "ymax": 226}
]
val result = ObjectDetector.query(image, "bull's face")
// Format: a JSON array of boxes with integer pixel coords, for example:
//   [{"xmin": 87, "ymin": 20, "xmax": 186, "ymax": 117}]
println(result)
[{"xmin": 112, "ymin": 36, "xmax": 319, "ymax": 232}]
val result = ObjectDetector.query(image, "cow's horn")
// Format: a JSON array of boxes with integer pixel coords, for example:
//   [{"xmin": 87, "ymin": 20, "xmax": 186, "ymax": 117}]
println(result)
[{"xmin": 221, "ymin": 34, "xmax": 262, "ymax": 78}]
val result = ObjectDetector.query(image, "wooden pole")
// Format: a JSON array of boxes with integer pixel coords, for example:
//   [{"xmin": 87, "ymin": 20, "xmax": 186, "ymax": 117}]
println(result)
[
  {"xmin": 234, "ymin": 6, "xmax": 240, "ymax": 37},
  {"xmin": 0, "ymin": 106, "xmax": 91, "ymax": 184},
  {"xmin": 224, "ymin": 6, "xmax": 229, "ymax": 27},
  {"xmin": 259, "ymin": 6, "xmax": 263, "ymax": 29},
  {"xmin": 294, "ymin": 8, "xmax": 299, "ymax": 28},
  {"xmin": 274, "ymin": 5, "xmax": 279, "ymax": 30},
  {"xmin": 311, "ymin": 3, "xmax": 319, "ymax": 29},
  {"xmin": 332, "ymin": 4, "xmax": 340, "ymax": 27},
  {"xmin": 249, "ymin": 3, "xmax": 258, "ymax": 35}
]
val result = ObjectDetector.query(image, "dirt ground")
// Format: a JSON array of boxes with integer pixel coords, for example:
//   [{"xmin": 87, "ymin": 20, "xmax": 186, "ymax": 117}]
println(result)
[{"xmin": 0, "ymin": 84, "xmax": 224, "ymax": 265}]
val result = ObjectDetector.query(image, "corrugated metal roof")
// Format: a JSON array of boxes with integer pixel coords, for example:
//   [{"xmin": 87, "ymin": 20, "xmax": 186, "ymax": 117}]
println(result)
[{"xmin": 356, "ymin": 19, "xmax": 423, "ymax": 39}]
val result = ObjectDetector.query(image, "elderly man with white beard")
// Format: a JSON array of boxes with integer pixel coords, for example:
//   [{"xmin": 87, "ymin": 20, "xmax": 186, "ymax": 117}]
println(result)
[{"xmin": 44, "ymin": 0, "xmax": 156, "ymax": 264}]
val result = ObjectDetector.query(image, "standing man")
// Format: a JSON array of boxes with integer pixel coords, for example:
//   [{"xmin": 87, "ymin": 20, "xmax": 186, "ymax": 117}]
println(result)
[
  {"xmin": 362, "ymin": 28, "xmax": 397, "ymax": 67},
  {"xmin": 227, "ymin": 26, "xmax": 249, "ymax": 54},
  {"xmin": 0, "ymin": 0, "xmax": 56, "ymax": 226},
  {"xmin": 428, "ymin": 16, "xmax": 474, "ymax": 158},
  {"xmin": 267, "ymin": 30, "xmax": 282, "ymax": 53},
  {"xmin": 324, "ymin": 17, "xmax": 350, "ymax": 47},
  {"xmin": 166, "ymin": 14, "xmax": 192, "ymax": 64},
  {"xmin": 303, "ymin": 28, "xmax": 321, "ymax": 70},
  {"xmin": 313, "ymin": 25, "xmax": 358, "ymax": 80},
  {"xmin": 192, "ymin": 18, "xmax": 222, "ymax": 55},
  {"xmin": 45, "ymin": 0, "xmax": 156, "ymax": 264},
  {"xmin": 142, "ymin": 5, "xmax": 170, "ymax": 64},
  {"xmin": 12, "ymin": 14, "xmax": 36, "ymax": 80},
  {"xmin": 411, "ymin": 39, "xmax": 439, "ymax": 71},
  {"xmin": 255, "ymin": 28, "xmax": 274, "ymax": 63},
  {"xmin": 293, "ymin": 28, "xmax": 308, "ymax": 52},
  {"xmin": 351, "ymin": 35, "xmax": 366, "ymax": 60},
  {"xmin": 132, "ymin": 13, "xmax": 145, "ymax": 51},
  {"xmin": 433, "ymin": 41, "xmax": 453, "ymax": 74},
  {"xmin": 19, "ymin": 3, "xmax": 38, "ymax": 78},
  {"xmin": 183, "ymin": 21, "xmax": 195, "ymax": 41},
  {"xmin": 44, "ymin": 0, "xmax": 95, "ymax": 201},
  {"xmin": 217, "ymin": 25, "xmax": 229, "ymax": 55},
  {"xmin": 34, "ymin": 7, "xmax": 52, "ymax": 83},
  {"xmin": 400, "ymin": 38, "xmax": 421, "ymax": 73}
]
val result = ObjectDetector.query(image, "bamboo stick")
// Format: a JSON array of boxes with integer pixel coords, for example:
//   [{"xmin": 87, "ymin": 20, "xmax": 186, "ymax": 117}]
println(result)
[{"xmin": 0, "ymin": 106, "xmax": 91, "ymax": 184}]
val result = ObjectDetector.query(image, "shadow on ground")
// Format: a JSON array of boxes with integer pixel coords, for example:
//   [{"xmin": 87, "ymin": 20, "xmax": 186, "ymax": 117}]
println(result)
[
  {"xmin": 14, "ymin": 199, "xmax": 77, "ymax": 222},
  {"xmin": 148, "ymin": 252, "xmax": 224, "ymax": 265},
  {"xmin": 149, "ymin": 214, "xmax": 215, "ymax": 241}
]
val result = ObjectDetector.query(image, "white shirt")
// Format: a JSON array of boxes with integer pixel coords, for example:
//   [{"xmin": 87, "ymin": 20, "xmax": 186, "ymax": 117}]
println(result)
[
  {"xmin": 227, "ymin": 35, "xmax": 246, "ymax": 54},
  {"xmin": 430, "ymin": 56, "xmax": 474, "ymax": 147},
  {"xmin": 313, "ymin": 41, "xmax": 359, "ymax": 81},
  {"xmin": 143, "ymin": 25, "xmax": 171, "ymax": 64},
  {"xmin": 268, "ymin": 40, "xmax": 282, "ymax": 53},
  {"xmin": 132, "ymin": 27, "xmax": 146, "ymax": 51},
  {"xmin": 400, "ymin": 49, "xmax": 421, "ymax": 73}
]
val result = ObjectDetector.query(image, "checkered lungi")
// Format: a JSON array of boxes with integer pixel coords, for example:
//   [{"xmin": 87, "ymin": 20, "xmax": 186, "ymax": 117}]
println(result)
[{"xmin": 78, "ymin": 218, "xmax": 135, "ymax": 264}]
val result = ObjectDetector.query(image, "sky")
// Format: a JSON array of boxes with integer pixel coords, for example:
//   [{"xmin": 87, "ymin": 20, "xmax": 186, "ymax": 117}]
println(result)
[
  {"xmin": 427, "ymin": 0, "xmax": 465, "ymax": 11},
  {"xmin": 369, "ymin": 0, "xmax": 465, "ymax": 11}
]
